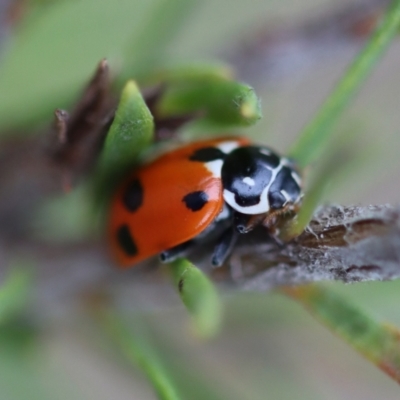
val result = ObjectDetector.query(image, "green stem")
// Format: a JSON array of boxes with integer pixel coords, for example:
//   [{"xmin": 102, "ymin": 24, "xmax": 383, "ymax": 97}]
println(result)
[
  {"xmin": 289, "ymin": 0, "xmax": 400, "ymax": 167},
  {"xmin": 169, "ymin": 259, "xmax": 222, "ymax": 338},
  {"xmin": 283, "ymin": 284, "xmax": 400, "ymax": 384},
  {"xmin": 0, "ymin": 268, "xmax": 32, "ymax": 323}
]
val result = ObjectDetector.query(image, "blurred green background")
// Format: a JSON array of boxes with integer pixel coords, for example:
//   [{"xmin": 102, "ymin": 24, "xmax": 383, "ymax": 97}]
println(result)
[{"xmin": 1, "ymin": 0, "xmax": 400, "ymax": 399}]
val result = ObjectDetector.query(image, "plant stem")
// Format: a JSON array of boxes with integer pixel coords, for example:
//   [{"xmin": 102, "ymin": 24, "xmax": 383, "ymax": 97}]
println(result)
[
  {"xmin": 289, "ymin": 0, "xmax": 400, "ymax": 167},
  {"xmin": 283, "ymin": 284, "xmax": 400, "ymax": 384}
]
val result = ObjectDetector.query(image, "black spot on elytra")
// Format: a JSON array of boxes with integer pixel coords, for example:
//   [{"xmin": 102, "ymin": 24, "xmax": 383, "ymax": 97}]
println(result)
[
  {"xmin": 123, "ymin": 178, "xmax": 143, "ymax": 212},
  {"xmin": 182, "ymin": 191, "xmax": 209, "ymax": 211},
  {"xmin": 117, "ymin": 225, "xmax": 138, "ymax": 256},
  {"xmin": 189, "ymin": 147, "xmax": 226, "ymax": 162}
]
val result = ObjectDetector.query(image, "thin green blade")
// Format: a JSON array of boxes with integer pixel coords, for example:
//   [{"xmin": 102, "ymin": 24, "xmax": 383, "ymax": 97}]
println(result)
[{"xmin": 284, "ymin": 284, "xmax": 400, "ymax": 383}]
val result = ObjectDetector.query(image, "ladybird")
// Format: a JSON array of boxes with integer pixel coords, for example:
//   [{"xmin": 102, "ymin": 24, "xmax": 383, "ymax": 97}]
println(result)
[{"xmin": 108, "ymin": 136, "xmax": 302, "ymax": 268}]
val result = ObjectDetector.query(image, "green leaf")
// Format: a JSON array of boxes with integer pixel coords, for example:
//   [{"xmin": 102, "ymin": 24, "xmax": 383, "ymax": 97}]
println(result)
[
  {"xmin": 284, "ymin": 130, "xmax": 374, "ymax": 239},
  {"xmin": 97, "ymin": 80, "xmax": 154, "ymax": 193},
  {"xmin": 169, "ymin": 259, "xmax": 222, "ymax": 338},
  {"xmin": 144, "ymin": 63, "xmax": 234, "ymax": 85},
  {"xmin": 0, "ymin": 268, "xmax": 32, "ymax": 324},
  {"xmin": 283, "ymin": 284, "xmax": 400, "ymax": 384},
  {"xmin": 157, "ymin": 79, "xmax": 261, "ymax": 127},
  {"xmin": 283, "ymin": 151, "xmax": 345, "ymax": 239},
  {"xmin": 289, "ymin": 0, "xmax": 400, "ymax": 167},
  {"xmin": 0, "ymin": 267, "xmax": 37, "ymax": 355}
]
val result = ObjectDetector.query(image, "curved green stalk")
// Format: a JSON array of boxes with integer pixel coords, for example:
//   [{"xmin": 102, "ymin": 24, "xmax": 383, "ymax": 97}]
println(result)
[
  {"xmin": 156, "ymin": 79, "xmax": 262, "ymax": 127},
  {"xmin": 289, "ymin": 0, "xmax": 400, "ymax": 167},
  {"xmin": 0, "ymin": 268, "xmax": 32, "ymax": 324},
  {"xmin": 169, "ymin": 259, "xmax": 222, "ymax": 338},
  {"xmin": 283, "ymin": 284, "xmax": 400, "ymax": 383}
]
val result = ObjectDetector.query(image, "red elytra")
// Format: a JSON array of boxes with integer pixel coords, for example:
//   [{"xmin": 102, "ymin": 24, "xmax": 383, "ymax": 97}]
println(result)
[{"xmin": 108, "ymin": 136, "xmax": 250, "ymax": 267}]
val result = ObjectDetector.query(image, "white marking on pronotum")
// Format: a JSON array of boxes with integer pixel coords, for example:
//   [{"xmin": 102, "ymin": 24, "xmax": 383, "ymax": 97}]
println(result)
[
  {"xmin": 262, "ymin": 164, "xmax": 274, "ymax": 171},
  {"xmin": 291, "ymin": 171, "xmax": 301, "ymax": 187},
  {"xmin": 223, "ymin": 160, "xmax": 285, "ymax": 215},
  {"xmin": 280, "ymin": 189, "xmax": 291, "ymax": 205},
  {"xmin": 280, "ymin": 158, "xmax": 301, "ymax": 188},
  {"xmin": 281, "ymin": 157, "xmax": 292, "ymax": 166},
  {"xmin": 260, "ymin": 148, "xmax": 271, "ymax": 156},
  {"xmin": 216, "ymin": 141, "xmax": 239, "ymax": 154},
  {"xmin": 242, "ymin": 177, "xmax": 255, "ymax": 186}
]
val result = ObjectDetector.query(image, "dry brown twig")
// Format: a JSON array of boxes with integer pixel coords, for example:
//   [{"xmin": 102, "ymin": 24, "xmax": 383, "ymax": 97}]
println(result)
[
  {"xmin": 11, "ymin": 203, "xmax": 400, "ymax": 311},
  {"xmin": 221, "ymin": 204, "xmax": 400, "ymax": 289}
]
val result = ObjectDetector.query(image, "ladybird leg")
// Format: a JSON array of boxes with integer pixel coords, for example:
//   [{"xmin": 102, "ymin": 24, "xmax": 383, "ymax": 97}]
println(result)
[
  {"xmin": 262, "ymin": 203, "xmax": 300, "ymax": 231},
  {"xmin": 233, "ymin": 211, "xmax": 265, "ymax": 234},
  {"xmin": 261, "ymin": 204, "xmax": 301, "ymax": 245},
  {"xmin": 159, "ymin": 240, "xmax": 195, "ymax": 263},
  {"xmin": 233, "ymin": 212, "xmax": 252, "ymax": 233},
  {"xmin": 211, "ymin": 228, "xmax": 239, "ymax": 267},
  {"xmin": 262, "ymin": 209, "xmax": 285, "ymax": 231}
]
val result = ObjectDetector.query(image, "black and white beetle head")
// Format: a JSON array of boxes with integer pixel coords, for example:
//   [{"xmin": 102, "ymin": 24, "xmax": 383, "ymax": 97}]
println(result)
[{"xmin": 221, "ymin": 146, "xmax": 302, "ymax": 215}]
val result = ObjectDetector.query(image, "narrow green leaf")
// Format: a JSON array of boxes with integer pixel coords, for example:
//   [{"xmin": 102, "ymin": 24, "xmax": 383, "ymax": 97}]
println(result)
[
  {"xmin": 96, "ymin": 310, "xmax": 182, "ymax": 400},
  {"xmin": 284, "ymin": 180, "xmax": 326, "ymax": 240},
  {"xmin": 284, "ymin": 151, "xmax": 348, "ymax": 239},
  {"xmin": 144, "ymin": 63, "xmax": 234, "ymax": 85},
  {"xmin": 97, "ymin": 80, "xmax": 154, "ymax": 191},
  {"xmin": 283, "ymin": 284, "xmax": 400, "ymax": 383},
  {"xmin": 0, "ymin": 266, "xmax": 37, "ymax": 355},
  {"xmin": 169, "ymin": 259, "xmax": 222, "ymax": 338},
  {"xmin": 284, "ymin": 131, "xmax": 374, "ymax": 239},
  {"xmin": 289, "ymin": 0, "xmax": 400, "ymax": 167},
  {"xmin": 0, "ymin": 268, "xmax": 32, "ymax": 324},
  {"xmin": 157, "ymin": 79, "xmax": 261, "ymax": 127}
]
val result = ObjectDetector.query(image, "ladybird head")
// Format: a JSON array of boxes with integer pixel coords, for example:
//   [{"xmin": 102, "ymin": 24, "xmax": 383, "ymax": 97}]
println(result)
[{"xmin": 221, "ymin": 146, "xmax": 302, "ymax": 215}]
